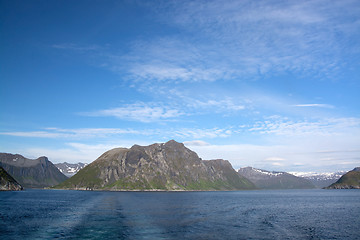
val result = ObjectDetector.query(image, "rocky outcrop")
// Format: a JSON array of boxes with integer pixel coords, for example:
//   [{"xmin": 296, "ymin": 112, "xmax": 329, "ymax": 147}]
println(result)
[
  {"xmin": 56, "ymin": 140, "xmax": 256, "ymax": 191},
  {"xmin": 238, "ymin": 167, "xmax": 315, "ymax": 189},
  {"xmin": 0, "ymin": 153, "xmax": 68, "ymax": 188},
  {"xmin": 325, "ymin": 167, "xmax": 360, "ymax": 189},
  {"xmin": 0, "ymin": 167, "xmax": 23, "ymax": 191}
]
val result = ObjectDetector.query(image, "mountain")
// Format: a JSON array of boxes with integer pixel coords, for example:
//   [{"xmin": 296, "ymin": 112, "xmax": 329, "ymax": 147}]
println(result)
[
  {"xmin": 0, "ymin": 153, "xmax": 68, "ymax": 188},
  {"xmin": 55, "ymin": 162, "xmax": 87, "ymax": 177},
  {"xmin": 0, "ymin": 167, "xmax": 23, "ymax": 191},
  {"xmin": 237, "ymin": 167, "xmax": 315, "ymax": 189},
  {"xmin": 56, "ymin": 140, "xmax": 256, "ymax": 191},
  {"xmin": 325, "ymin": 167, "xmax": 360, "ymax": 189},
  {"xmin": 290, "ymin": 171, "xmax": 345, "ymax": 188}
]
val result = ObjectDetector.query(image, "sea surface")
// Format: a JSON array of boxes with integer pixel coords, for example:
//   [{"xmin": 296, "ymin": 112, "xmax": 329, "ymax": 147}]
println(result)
[{"xmin": 0, "ymin": 189, "xmax": 359, "ymax": 239}]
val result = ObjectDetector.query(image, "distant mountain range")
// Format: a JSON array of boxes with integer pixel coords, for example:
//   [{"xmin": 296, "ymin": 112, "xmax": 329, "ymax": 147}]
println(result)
[
  {"xmin": 1, "ymin": 143, "xmax": 357, "ymax": 191},
  {"xmin": 0, "ymin": 153, "xmax": 67, "ymax": 188},
  {"xmin": 238, "ymin": 167, "xmax": 315, "ymax": 189},
  {"xmin": 290, "ymin": 171, "xmax": 345, "ymax": 188},
  {"xmin": 325, "ymin": 167, "xmax": 360, "ymax": 189},
  {"xmin": 55, "ymin": 140, "xmax": 256, "ymax": 191},
  {"xmin": 0, "ymin": 167, "xmax": 23, "ymax": 191},
  {"xmin": 55, "ymin": 162, "xmax": 87, "ymax": 177}
]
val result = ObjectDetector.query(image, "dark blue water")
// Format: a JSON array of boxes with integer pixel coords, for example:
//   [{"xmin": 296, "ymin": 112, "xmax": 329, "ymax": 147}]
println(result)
[{"xmin": 0, "ymin": 189, "xmax": 359, "ymax": 239}]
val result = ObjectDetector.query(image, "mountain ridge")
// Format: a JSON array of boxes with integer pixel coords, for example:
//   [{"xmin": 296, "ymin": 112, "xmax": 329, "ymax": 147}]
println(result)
[
  {"xmin": 0, "ymin": 167, "xmax": 23, "ymax": 191},
  {"xmin": 0, "ymin": 153, "xmax": 68, "ymax": 188},
  {"xmin": 238, "ymin": 166, "xmax": 315, "ymax": 189},
  {"xmin": 290, "ymin": 171, "xmax": 345, "ymax": 188},
  {"xmin": 55, "ymin": 140, "xmax": 256, "ymax": 191},
  {"xmin": 325, "ymin": 167, "xmax": 360, "ymax": 189}
]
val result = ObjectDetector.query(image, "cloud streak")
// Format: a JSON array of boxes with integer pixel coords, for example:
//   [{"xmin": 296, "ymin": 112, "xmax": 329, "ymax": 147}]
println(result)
[
  {"xmin": 294, "ymin": 104, "xmax": 335, "ymax": 108},
  {"xmin": 0, "ymin": 128, "xmax": 148, "ymax": 139},
  {"xmin": 249, "ymin": 117, "xmax": 360, "ymax": 136},
  {"xmin": 83, "ymin": 102, "xmax": 184, "ymax": 122}
]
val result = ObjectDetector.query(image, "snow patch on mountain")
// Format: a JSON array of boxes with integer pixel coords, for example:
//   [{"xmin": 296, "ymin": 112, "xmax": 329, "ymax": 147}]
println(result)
[
  {"xmin": 253, "ymin": 168, "xmax": 284, "ymax": 176},
  {"xmin": 289, "ymin": 171, "xmax": 345, "ymax": 180}
]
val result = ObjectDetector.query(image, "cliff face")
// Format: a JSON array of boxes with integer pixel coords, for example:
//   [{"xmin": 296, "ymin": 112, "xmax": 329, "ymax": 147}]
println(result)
[
  {"xmin": 0, "ymin": 153, "xmax": 68, "ymax": 188},
  {"xmin": 325, "ymin": 167, "xmax": 360, "ymax": 189},
  {"xmin": 56, "ymin": 140, "xmax": 256, "ymax": 191},
  {"xmin": 238, "ymin": 167, "xmax": 315, "ymax": 189},
  {"xmin": 0, "ymin": 167, "xmax": 23, "ymax": 191}
]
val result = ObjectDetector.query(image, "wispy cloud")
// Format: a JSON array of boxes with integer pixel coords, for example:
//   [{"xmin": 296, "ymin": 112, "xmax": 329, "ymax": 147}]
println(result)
[
  {"xmin": 265, "ymin": 157, "xmax": 286, "ymax": 161},
  {"xmin": 249, "ymin": 117, "xmax": 360, "ymax": 136},
  {"xmin": 50, "ymin": 1, "xmax": 359, "ymax": 84},
  {"xmin": 83, "ymin": 102, "xmax": 184, "ymax": 122},
  {"xmin": 52, "ymin": 43, "xmax": 102, "ymax": 51},
  {"xmin": 174, "ymin": 128, "xmax": 232, "ymax": 139},
  {"xmin": 137, "ymin": 0, "xmax": 359, "ymax": 82},
  {"xmin": 0, "ymin": 126, "xmax": 233, "ymax": 141},
  {"xmin": 0, "ymin": 127, "xmax": 148, "ymax": 139},
  {"xmin": 183, "ymin": 140, "xmax": 211, "ymax": 147},
  {"xmin": 294, "ymin": 104, "xmax": 335, "ymax": 108},
  {"xmin": 24, "ymin": 142, "xmax": 123, "ymax": 164},
  {"xmin": 187, "ymin": 98, "xmax": 246, "ymax": 112}
]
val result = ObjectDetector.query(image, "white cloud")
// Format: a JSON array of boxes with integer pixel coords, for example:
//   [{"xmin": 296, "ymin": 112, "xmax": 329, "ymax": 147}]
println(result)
[
  {"xmin": 151, "ymin": 0, "xmax": 359, "ymax": 80},
  {"xmin": 84, "ymin": 102, "xmax": 184, "ymax": 122},
  {"xmin": 52, "ymin": 43, "xmax": 102, "ymax": 51},
  {"xmin": 271, "ymin": 162, "xmax": 284, "ymax": 167},
  {"xmin": 183, "ymin": 140, "xmax": 211, "ymax": 147},
  {"xmin": 265, "ymin": 157, "xmax": 286, "ymax": 161},
  {"xmin": 249, "ymin": 117, "xmax": 360, "ymax": 136},
  {"xmin": 174, "ymin": 128, "xmax": 232, "ymax": 139},
  {"xmin": 294, "ymin": 104, "xmax": 335, "ymax": 108},
  {"xmin": 0, "ymin": 127, "xmax": 148, "ymax": 139},
  {"xmin": 187, "ymin": 142, "xmax": 360, "ymax": 172},
  {"xmin": 188, "ymin": 98, "xmax": 246, "ymax": 112},
  {"xmin": 24, "ymin": 143, "xmax": 120, "ymax": 164},
  {"xmin": 0, "ymin": 131, "xmax": 71, "ymax": 138},
  {"xmin": 51, "ymin": 1, "xmax": 359, "ymax": 84},
  {"xmin": 130, "ymin": 64, "xmax": 225, "ymax": 83}
]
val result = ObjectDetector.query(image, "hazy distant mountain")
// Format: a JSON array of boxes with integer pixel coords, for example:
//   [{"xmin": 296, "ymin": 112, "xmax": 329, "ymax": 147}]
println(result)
[
  {"xmin": 56, "ymin": 140, "xmax": 256, "ymax": 191},
  {"xmin": 290, "ymin": 171, "xmax": 345, "ymax": 188},
  {"xmin": 0, "ymin": 167, "xmax": 23, "ymax": 191},
  {"xmin": 238, "ymin": 167, "xmax": 315, "ymax": 189},
  {"xmin": 325, "ymin": 167, "xmax": 360, "ymax": 189},
  {"xmin": 55, "ymin": 162, "xmax": 87, "ymax": 177},
  {"xmin": 0, "ymin": 153, "xmax": 68, "ymax": 188}
]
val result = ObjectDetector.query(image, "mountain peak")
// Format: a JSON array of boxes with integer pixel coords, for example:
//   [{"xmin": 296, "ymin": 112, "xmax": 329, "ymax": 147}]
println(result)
[
  {"xmin": 0, "ymin": 153, "xmax": 67, "ymax": 188},
  {"xmin": 164, "ymin": 139, "xmax": 185, "ymax": 148},
  {"xmin": 326, "ymin": 167, "xmax": 360, "ymax": 189},
  {"xmin": 56, "ymin": 141, "xmax": 256, "ymax": 191},
  {"xmin": 238, "ymin": 166, "xmax": 315, "ymax": 189}
]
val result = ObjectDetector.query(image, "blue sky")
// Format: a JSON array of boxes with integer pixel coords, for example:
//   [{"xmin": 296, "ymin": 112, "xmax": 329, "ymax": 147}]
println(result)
[{"xmin": 1, "ymin": 0, "xmax": 359, "ymax": 172}]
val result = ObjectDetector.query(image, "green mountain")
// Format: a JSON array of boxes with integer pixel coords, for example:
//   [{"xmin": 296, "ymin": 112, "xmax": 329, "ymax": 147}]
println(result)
[
  {"xmin": 325, "ymin": 167, "xmax": 360, "ymax": 189},
  {"xmin": 238, "ymin": 167, "xmax": 315, "ymax": 189},
  {"xmin": 56, "ymin": 140, "xmax": 256, "ymax": 191},
  {"xmin": 0, "ymin": 167, "xmax": 23, "ymax": 191},
  {"xmin": 0, "ymin": 153, "xmax": 68, "ymax": 188}
]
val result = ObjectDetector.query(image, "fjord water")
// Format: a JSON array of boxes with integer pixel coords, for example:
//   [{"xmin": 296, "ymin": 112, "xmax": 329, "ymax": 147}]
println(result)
[{"xmin": 1, "ymin": 190, "xmax": 359, "ymax": 239}]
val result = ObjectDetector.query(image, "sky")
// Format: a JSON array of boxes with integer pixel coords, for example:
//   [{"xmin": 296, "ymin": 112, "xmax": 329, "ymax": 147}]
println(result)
[{"xmin": 1, "ymin": 0, "xmax": 360, "ymax": 173}]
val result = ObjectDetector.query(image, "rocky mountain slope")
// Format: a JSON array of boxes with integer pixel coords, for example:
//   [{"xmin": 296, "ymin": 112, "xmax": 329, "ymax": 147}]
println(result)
[
  {"xmin": 290, "ymin": 171, "xmax": 345, "ymax": 188},
  {"xmin": 238, "ymin": 167, "xmax": 315, "ymax": 189},
  {"xmin": 55, "ymin": 162, "xmax": 87, "ymax": 177},
  {"xmin": 0, "ymin": 153, "xmax": 68, "ymax": 188},
  {"xmin": 56, "ymin": 140, "xmax": 256, "ymax": 191},
  {"xmin": 325, "ymin": 167, "xmax": 360, "ymax": 189},
  {"xmin": 0, "ymin": 167, "xmax": 23, "ymax": 191}
]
